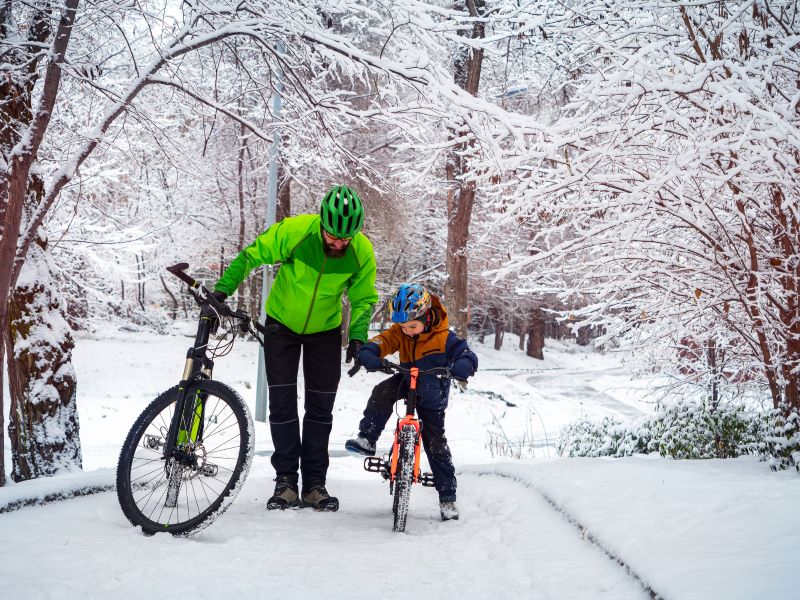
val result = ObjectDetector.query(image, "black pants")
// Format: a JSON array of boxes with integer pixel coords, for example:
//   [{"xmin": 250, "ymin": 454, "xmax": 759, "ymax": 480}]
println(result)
[
  {"xmin": 358, "ymin": 373, "xmax": 457, "ymax": 501},
  {"xmin": 264, "ymin": 316, "xmax": 341, "ymax": 491}
]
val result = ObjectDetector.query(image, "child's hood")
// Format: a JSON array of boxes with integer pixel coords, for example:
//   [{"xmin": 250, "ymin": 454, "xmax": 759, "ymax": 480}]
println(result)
[
  {"xmin": 391, "ymin": 293, "xmax": 450, "ymax": 361},
  {"xmin": 423, "ymin": 294, "xmax": 449, "ymax": 338}
]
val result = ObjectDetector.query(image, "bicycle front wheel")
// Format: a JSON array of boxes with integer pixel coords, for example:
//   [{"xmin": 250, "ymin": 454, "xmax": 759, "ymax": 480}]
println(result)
[
  {"xmin": 116, "ymin": 380, "xmax": 254, "ymax": 536},
  {"xmin": 392, "ymin": 425, "xmax": 417, "ymax": 533}
]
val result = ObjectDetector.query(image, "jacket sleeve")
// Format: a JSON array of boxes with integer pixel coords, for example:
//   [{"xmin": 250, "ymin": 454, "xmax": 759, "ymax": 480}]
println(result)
[
  {"xmin": 214, "ymin": 218, "xmax": 295, "ymax": 296},
  {"xmin": 346, "ymin": 238, "xmax": 379, "ymax": 342},
  {"xmin": 446, "ymin": 333, "xmax": 479, "ymax": 379},
  {"xmin": 368, "ymin": 327, "xmax": 402, "ymax": 358}
]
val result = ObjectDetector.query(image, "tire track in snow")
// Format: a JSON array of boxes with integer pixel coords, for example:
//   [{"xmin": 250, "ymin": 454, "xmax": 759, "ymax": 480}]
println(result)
[{"xmin": 462, "ymin": 467, "xmax": 662, "ymax": 600}]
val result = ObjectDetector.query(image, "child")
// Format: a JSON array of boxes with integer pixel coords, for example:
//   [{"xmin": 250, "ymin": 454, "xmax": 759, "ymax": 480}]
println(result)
[{"xmin": 345, "ymin": 283, "xmax": 478, "ymax": 521}]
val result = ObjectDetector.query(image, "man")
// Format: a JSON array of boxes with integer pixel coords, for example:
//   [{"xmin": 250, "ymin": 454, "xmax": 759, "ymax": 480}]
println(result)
[{"xmin": 214, "ymin": 185, "xmax": 378, "ymax": 511}]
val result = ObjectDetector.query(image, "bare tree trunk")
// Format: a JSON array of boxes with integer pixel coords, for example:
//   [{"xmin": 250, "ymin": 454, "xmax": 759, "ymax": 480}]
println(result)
[
  {"xmin": 136, "ymin": 254, "xmax": 146, "ymax": 312},
  {"xmin": 445, "ymin": 0, "xmax": 485, "ymax": 339},
  {"xmin": 0, "ymin": 335, "xmax": 5, "ymax": 487},
  {"xmin": 489, "ymin": 306, "xmax": 504, "ymax": 350},
  {"xmin": 160, "ymin": 275, "xmax": 178, "ymax": 320},
  {"xmin": 577, "ymin": 325, "xmax": 591, "ymax": 346},
  {"xmin": 771, "ymin": 184, "xmax": 800, "ymax": 413},
  {"xmin": 493, "ymin": 320, "xmax": 504, "ymax": 350},
  {"xmin": 527, "ymin": 310, "xmax": 545, "ymax": 360}
]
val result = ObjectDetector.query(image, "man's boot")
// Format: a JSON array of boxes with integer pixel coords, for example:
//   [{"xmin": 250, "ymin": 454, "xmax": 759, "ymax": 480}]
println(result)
[{"xmin": 267, "ymin": 475, "xmax": 299, "ymax": 510}]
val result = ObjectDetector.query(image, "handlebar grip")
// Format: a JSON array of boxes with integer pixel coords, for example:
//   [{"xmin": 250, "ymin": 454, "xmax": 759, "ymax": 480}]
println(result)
[{"xmin": 166, "ymin": 263, "xmax": 198, "ymax": 288}]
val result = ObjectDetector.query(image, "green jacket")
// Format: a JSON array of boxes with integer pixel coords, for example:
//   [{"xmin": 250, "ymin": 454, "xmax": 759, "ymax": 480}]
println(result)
[{"xmin": 214, "ymin": 214, "xmax": 378, "ymax": 341}]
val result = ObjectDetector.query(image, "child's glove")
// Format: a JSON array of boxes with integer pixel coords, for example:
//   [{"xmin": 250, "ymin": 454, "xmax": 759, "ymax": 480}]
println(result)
[
  {"xmin": 358, "ymin": 344, "xmax": 384, "ymax": 371},
  {"xmin": 449, "ymin": 360, "xmax": 473, "ymax": 381},
  {"xmin": 362, "ymin": 356, "xmax": 384, "ymax": 371}
]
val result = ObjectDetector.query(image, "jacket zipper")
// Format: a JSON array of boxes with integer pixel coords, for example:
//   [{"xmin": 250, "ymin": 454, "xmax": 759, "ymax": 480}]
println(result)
[{"xmin": 301, "ymin": 255, "xmax": 327, "ymax": 334}]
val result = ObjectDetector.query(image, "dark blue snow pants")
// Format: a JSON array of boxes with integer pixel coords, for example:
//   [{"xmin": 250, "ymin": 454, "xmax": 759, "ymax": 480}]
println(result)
[{"xmin": 358, "ymin": 373, "xmax": 457, "ymax": 501}]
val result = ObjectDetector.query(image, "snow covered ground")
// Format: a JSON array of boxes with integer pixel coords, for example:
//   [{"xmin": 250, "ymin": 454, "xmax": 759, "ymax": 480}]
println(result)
[{"xmin": 1, "ymin": 324, "xmax": 798, "ymax": 599}]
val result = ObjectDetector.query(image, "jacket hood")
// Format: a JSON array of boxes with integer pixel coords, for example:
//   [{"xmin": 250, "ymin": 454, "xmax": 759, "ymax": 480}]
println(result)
[{"xmin": 424, "ymin": 293, "xmax": 449, "ymax": 338}]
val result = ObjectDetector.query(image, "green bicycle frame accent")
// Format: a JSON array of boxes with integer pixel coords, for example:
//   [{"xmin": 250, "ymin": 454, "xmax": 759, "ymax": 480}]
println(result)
[{"xmin": 177, "ymin": 391, "xmax": 205, "ymax": 445}]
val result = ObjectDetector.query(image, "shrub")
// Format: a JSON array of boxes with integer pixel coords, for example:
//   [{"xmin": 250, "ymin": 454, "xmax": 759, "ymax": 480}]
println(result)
[
  {"xmin": 559, "ymin": 399, "xmax": 768, "ymax": 459},
  {"xmin": 764, "ymin": 405, "xmax": 800, "ymax": 472}
]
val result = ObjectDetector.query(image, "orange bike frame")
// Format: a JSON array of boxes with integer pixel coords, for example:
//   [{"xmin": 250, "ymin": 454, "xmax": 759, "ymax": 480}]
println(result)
[{"xmin": 389, "ymin": 367, "xmax": 423, "ymax": 483}]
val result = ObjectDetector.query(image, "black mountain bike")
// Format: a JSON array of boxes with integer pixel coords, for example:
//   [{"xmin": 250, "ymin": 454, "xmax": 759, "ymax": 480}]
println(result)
[
  {"xmin": 349, "ymin": 361, "xmax": 452, "ymax": 532},
  {"xmin": 116, "ymin": 263, "xmax": 265, "ymax": 536}
]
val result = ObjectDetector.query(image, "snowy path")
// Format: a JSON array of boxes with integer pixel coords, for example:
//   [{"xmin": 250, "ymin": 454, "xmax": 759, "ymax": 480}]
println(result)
[
  {"xmin": 524, "ymin": 367, "xmax": 646, "ymax": 420},
  {"xmin": 1, "ymin": 458, "xmax": 649, "ymax": 600},
  {"xmin": 6, "ymin": 328, "xmax": 795, "ymax": 598}
]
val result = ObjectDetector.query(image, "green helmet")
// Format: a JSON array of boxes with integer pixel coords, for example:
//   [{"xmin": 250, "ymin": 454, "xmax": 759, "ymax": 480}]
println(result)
[{"xmin": 320, "ymin": 185, "xmax": 364, "ymax": 238}]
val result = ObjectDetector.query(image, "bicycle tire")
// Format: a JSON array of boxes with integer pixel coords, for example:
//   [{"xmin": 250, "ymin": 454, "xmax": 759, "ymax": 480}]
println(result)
[
  {"xmin": 392, "ymin": 425, "xmax": 417, "ymax": 533},
  {"xmin": 116, "ymin": 380, "xmax": 254, "ymax": 536}
]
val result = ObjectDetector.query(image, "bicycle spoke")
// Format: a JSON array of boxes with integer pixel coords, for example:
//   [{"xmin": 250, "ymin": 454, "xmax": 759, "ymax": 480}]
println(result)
[{"xmin": 117, "ymin": 381, "xmax": 253, "ymax": 535}]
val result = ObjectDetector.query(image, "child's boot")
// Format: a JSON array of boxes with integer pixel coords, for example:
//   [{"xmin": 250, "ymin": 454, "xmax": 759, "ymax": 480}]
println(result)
[
  {"xmin": 345, "ymin": 434, "xmax": 376, "ymax": 456},
  {"xmin": 440, "ymin": 500, "xmax": 459, "ymax": 521}
]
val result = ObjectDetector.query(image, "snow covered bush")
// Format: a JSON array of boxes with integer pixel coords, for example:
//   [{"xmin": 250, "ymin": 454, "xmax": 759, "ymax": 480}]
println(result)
[
  {"xmin": 558, "ymin": 416, "xmax": 651, "ymax": 458},
  {"xmin": 559, "ymin": 400, "xmax": 768, "ymax": 460},
  {"xmin": 651, "ymin": 401, "xmax": 766, "ymax": 460},
  {"xmin": 765, "ymin": 406, "xmax": 800, "ymax": 472}
]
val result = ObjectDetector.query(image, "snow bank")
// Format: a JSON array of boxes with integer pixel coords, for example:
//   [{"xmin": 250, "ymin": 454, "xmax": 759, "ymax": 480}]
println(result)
[{"xmin": 464, "ymin": 456, "xmax": 800, "ymax": 600}]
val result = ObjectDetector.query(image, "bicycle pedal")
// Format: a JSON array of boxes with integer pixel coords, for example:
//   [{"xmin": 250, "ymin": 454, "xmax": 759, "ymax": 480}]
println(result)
[
  {"xmin": 419, "ymin": 472, "xmax": 436, "ymax": 487},
  {"xmin": 364, "ymin": 456, "xmax": 390, "ymax": 479}
]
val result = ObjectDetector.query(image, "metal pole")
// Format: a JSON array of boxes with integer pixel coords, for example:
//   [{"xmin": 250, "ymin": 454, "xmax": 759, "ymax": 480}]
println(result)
[{"xmin": 255, "ymin": 45, "xmax": 284, "ymax": 422}]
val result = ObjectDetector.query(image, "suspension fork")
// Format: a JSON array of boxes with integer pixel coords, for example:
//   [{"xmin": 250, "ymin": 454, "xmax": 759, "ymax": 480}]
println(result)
[{"xmin": 163, "ymin": 318, "xmax": 215, "ymax": 460}]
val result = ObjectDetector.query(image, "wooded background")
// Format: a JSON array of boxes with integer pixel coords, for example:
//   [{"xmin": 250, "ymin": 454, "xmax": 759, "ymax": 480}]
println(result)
[{"xmin": 1, "ymin": 0, "xmax": 798, "ymax": 484}]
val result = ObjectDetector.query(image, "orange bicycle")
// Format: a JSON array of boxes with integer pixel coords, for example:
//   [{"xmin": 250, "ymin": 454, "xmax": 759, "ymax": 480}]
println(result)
[{"xmin": 349, "ymin": 360, "xmax": 452, "ymax": 532}]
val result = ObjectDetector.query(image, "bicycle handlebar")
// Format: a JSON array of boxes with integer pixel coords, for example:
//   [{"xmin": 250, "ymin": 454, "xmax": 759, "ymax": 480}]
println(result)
[
  {"xmin": 166, "ymin": 263, "xmax": 268, "ymax": 336},
  {"xmin": 166, "ymin": 263, "xmax": 198, "ymax": 289},
  {"xmin": 348, "ymin": 360, "xmax": 460, "ymax": 381}
]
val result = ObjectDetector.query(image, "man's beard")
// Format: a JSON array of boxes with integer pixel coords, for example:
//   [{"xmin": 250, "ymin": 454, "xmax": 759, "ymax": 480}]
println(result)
[{"xmin": 323, "ymin": 240, "xmax": 349, "ymax": 258}]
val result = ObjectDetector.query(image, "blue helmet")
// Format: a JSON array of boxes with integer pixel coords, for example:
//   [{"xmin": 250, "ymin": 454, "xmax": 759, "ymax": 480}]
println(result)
[{"xmin": 390, "ymin": 284, "xmax": 431, "ymax": 323}]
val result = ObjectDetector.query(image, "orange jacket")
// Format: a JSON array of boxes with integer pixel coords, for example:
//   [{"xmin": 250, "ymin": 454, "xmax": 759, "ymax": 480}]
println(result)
[
  {"xmin": 369, "ymin": 294, "xmax": 451, "ymax": 363},
  {"xmin": 359, "ymin": 294, "xmax": 478, "ymax": 409}
]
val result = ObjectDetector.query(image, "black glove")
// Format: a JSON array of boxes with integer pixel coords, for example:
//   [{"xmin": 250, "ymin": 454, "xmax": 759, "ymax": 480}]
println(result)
[{"xmin": 346, "ymin": 339, "xmax": 363, "ymax": 364}]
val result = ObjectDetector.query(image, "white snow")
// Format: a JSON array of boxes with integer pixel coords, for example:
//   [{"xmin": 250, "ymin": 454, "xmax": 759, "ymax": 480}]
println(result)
[{"xmin": 1, "ymin": 326, "xmax": 797, "ymax": 599}]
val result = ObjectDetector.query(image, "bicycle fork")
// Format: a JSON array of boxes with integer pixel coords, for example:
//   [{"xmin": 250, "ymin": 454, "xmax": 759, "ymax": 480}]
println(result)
[{"xmin": 161, "ymin": 351, "xmax": 214, "ymax": 507}]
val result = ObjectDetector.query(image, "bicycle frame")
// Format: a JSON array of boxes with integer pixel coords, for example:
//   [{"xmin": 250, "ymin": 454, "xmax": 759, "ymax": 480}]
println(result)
[
  {"xmin": 116, "ymin": 262, "xmax": 264, "ymax": 534},
  {"xmin": 161, "ymin": 263, "xmax": 263, "ymax": 470},
  {"xmin": 389, "ymin": 367, "xmax": 423, "ymax": 485},
  {"xmin": 362, "ymin": 362, "xmax": 444, "ymax": 490}
]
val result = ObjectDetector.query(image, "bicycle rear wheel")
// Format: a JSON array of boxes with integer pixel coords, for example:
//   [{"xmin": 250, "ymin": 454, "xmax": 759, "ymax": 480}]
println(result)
[
  {"xmin": 116, "ymin": 380, "xmax": 254, "ymax": 536},
  {"xmin": 392, "ymin": 425, "xmax": 417, "ymax": 533}
]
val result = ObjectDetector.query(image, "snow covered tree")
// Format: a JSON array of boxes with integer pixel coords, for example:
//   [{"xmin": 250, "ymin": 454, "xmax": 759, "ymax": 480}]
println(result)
[
  {"xmin": 0, "ymin": 0, "xmax": 543, "ymax": 484},
  {"xmin": 492, "ymin": 0, "xmax": 800, "ymax": 463}
]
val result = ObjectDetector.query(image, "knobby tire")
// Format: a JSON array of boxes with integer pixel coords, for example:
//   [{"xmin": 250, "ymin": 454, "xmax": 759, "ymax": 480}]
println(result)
[
  {"xmin": 116, "ymin": 380, "xmax": 254, "ymax": 536},
  {"xmin": 392, "ymin": 426, "xmax": 416, "ymax": 533}
]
